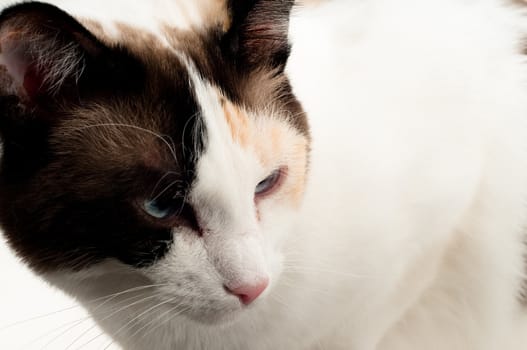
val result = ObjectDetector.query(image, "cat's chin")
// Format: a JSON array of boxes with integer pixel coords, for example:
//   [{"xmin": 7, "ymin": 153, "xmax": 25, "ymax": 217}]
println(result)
[
  {"xmin": 179, "ymin": 295, "xmax": 267, "ymax": 327},
  {"xmin": 184, "ymin": 305, "xmax": 245, "ymax": 327}
]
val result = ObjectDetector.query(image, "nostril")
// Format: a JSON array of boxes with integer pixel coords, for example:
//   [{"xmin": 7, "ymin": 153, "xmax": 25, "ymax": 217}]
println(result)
[{"xmin": 225, "ymin": 277, "xmax": 269, "ymax": 305}]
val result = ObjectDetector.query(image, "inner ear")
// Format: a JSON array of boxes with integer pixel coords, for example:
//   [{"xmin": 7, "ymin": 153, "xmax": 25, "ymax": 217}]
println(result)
[
  {"xmin": 0, "ymin": 2, "xmax": 106, "ymax": 104},
  {"xmin": 223, "ymin": 0, "xmax": 295, "ymax": 71}
]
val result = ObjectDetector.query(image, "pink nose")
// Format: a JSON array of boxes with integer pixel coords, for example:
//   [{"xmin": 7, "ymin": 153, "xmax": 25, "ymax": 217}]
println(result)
[{"xmin": 226, "ymin": 278, "xmax": 269, "ymax": 305}]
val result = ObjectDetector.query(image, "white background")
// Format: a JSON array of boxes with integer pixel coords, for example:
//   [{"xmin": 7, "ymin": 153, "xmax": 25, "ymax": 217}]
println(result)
[{"xmin": 0, "ymin": 237, "xmax": 119, "ymax": 350}]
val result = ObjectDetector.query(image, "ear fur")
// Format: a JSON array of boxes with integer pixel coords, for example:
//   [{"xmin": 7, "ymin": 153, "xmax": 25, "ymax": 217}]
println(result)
[
  {"xmin": 0, "ymin": 2, "xmax": 122, "ymax": 179},
  {"xmin": 0, "ymin": 2, "xmax": 105, "ymax": 103},
  {"xmin": 223, "ymin": 0, "xmax": 295, "ymax": 71}
]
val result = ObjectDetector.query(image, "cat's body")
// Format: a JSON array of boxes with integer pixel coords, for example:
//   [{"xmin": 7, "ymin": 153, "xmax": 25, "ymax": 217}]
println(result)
[
  {"xmin": 1, "ymin": 0, "xmax": 527, "ymax": 349},
  {"xmin": 288, "ymin": 1, "xmax": 527, "ymax": 348}
]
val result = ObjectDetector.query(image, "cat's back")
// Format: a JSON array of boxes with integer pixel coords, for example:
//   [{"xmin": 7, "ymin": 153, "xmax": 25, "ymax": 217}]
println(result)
[
  {"xmin": 287, "ymin": 0, "xmax": 527, "ymax": 215},
  {"xmin": 287, "ymin": 1, "xmax": 527, "ymax": 348}
]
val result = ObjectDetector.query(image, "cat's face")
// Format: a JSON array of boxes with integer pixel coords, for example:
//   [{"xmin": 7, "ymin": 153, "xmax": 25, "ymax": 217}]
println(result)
[{"xmin": 0, "ymin": 0, "xmax": 308, "ymax": 324}]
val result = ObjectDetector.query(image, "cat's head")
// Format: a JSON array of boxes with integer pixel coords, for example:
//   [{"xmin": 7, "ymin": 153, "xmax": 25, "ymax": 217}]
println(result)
[{"xmin": 0, "ymin": 0, "xmax": 308, "ymax": 324}]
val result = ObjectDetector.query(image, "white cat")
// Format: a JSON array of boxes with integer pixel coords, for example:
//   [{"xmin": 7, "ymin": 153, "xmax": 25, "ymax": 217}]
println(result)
[{"xmin": 0, "ymin": 0, "xmax": 527, "ymax": 349}]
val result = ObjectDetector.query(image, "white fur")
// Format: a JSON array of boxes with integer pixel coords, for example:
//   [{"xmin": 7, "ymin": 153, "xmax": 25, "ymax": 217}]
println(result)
[
  {"xmin": 41, "ymin": 0, "xmax": 222, "ymax": 41},
  {"xmin": 6, "ymin": 0, "xmax": 527, "ymax": 349},
  {"xmin": 288, "ymin": 1, "xmax": 527, "ymax": 348}
]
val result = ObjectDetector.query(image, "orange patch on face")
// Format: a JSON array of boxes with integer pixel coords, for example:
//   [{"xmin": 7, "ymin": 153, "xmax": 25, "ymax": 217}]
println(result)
[
  {"xmin": 222, "ymin": 98, "xmax": 251, "ymax": 147},
  {"xmin": 221, "ymin": 96, "xmax": 309, "ymax": 207},
  {"xmin": 284, "ymin": 138, "xmax": 309, "ymax": 206}
]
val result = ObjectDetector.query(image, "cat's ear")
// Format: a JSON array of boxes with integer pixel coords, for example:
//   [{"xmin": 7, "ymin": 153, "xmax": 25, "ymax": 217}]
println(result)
[
  {"xmin": 0, "ymin": 2, "xmax": 107, "ymax": 106},
  {"xmin": 222, "ymin": 0, "xmax": 294, "ymax": 71}
]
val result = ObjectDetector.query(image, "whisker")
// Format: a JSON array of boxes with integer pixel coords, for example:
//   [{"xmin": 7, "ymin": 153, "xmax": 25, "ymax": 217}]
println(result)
[
  {"xmin": 282, "ymin": 265, "xmax": 375, "ymax": 279},
  {"xmin": 37, "ymin": 317, "xmax": 90, "ymax": 350},
  {"xmin": 13, "ymin": 316, "xmax": 90, "ymax": 350},
  {"xmin": 99, "ymin": 296, "xmax": 181, "ymax": 345},
  {"xmin": 0, "ymin": 305, "xmax": 82, "ymax": 333},
  {"xmin": 77, "ymin": 296, "xmax": 180, "ymax": 350},
  {"xmin": 136, "ymin": 304, "xmax": 193, "ymax": 344},
  {"xmin": 180, "ymin": 112, "xmax": 200, "ymax": 160},
  {"xmin": 151, "ymin": 179, "xmax": 183, "ymax": 202},
  {"xmin": 0, "ymin": 283, "xmax": 166, "ymax": 332},
  {"xmin": 277, "ymin": 277, "xmax": 333, "ymax": 298},
  {"xmin": 134, "ymin": 303, "xmax": 191, "ymax": 340},
  {"xmin": 50, "ymin": 292, "xmax": 163, "ymax": 349},
  {"xmin": 69, "ymin": 123, "xmax": 180, "ymax": 167},
  {"xmin": 149, "ymin": 171, "xmax": 180, "ymax": 199},
  {"xmin": 65, "ymin": 292, "xmax": 166, "ymax": 350}
]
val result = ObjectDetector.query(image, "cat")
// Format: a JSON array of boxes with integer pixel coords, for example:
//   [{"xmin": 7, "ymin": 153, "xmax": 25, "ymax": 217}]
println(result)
[{"xmin": 2, "ymin": 0, "xmax": 527, "ymax": 349}]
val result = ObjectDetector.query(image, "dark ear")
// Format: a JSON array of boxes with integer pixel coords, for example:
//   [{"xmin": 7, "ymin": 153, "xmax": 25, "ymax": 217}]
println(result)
[
  {"xmin": 223, "ymin": 0, "xmax": 294, "ymax": 71},
  {"xmin": 0, "ymin": 2, "xmax": 122, "ymax": 179},
  {"xmin": 0, "ymin": 2, "xmax": 107, "ymax": 105}
]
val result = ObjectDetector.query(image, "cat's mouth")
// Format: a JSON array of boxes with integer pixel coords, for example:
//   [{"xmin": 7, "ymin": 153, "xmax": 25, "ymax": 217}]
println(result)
[
  {"xmin": 158, "ymin": 291, "xmax": 249, "ymax": 326},
  {"xmin": 148, "ymin": 277, "xmax": 269, "ymax": 326}
]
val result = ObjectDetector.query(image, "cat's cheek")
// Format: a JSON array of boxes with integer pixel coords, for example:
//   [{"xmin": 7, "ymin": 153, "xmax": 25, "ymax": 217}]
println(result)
[
  {"xmin": 141, "ymin": 233, "xmax": 242, "ymax": 321},
  {"xmin": 136, "ymin": 227, "xmax": 278, "ymax": 323}
]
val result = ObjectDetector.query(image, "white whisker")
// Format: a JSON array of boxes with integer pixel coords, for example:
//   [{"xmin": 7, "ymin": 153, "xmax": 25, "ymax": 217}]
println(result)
[
  {"xmin": 65, "ymin": 292, "xmax": 166, "ymax": 350},
  {"xmin": 69, "ymin": 123, "xmax": 180, "ymax": 167}
]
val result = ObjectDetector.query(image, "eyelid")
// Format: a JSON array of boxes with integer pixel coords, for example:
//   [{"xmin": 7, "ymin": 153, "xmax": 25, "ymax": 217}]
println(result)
[
  {"xmin": 138, "ymin": 197, "xmax": 201, "ymax": 233},
  {"xmin": 255, "ymin": 166, "xmax": 287, "ymax": 199},
  {"xmin": 143, "ymin": 199, "xmax": 174, "ymax": 219}
]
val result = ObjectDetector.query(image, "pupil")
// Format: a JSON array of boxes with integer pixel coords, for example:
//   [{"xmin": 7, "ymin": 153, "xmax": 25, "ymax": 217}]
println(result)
[
  {"xmin": 144, "ymin": 199, "xmax": 173, "ymax": 219},
  {"xmin": 256, "ymin": 170, "xmax": 279, "ymax": 195}
]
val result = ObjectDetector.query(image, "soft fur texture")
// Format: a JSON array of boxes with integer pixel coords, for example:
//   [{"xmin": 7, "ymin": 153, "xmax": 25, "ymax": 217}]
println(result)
[{"xmin": 1, "ymin": 0, "xmax": 527, "ymax": 349}]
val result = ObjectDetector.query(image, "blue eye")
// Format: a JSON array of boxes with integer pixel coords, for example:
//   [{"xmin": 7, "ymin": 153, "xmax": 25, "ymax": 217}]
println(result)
[
  {"xmin": 255, "ymin": 168, "xmax": 283, "ymax": 197},
  {"xmin": 142, "ymin": 199, "xmax": 176, "ymax": 219}
]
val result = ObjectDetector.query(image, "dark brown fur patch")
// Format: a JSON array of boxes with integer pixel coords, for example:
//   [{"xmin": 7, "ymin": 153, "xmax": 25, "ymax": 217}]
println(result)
[{"xmin": 0, "ymin": 2, "xmax": 206, "ymax": 272}]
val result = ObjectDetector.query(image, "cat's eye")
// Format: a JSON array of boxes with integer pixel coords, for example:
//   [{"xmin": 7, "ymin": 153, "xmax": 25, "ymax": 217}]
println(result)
[
  {"xmin": 142, "ymin": 198, "xmax": 176, "ymax": 219},
  {"xmin": 255, "ymin": 168, "xmax": 284, "ymax": 197}
]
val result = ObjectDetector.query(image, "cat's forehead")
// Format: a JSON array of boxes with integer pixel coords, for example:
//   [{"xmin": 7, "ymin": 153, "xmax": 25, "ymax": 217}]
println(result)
[
  {"xmin": 0, "ymin": 0, "xmax": 306, "ymax": 272},
  {"xmin": 54, "ymin": 21, "xmax": 307, "ymax": 164},
  {"xmin": 74, "ymin": 2, "xmax": 307, "ymax": 130}
]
